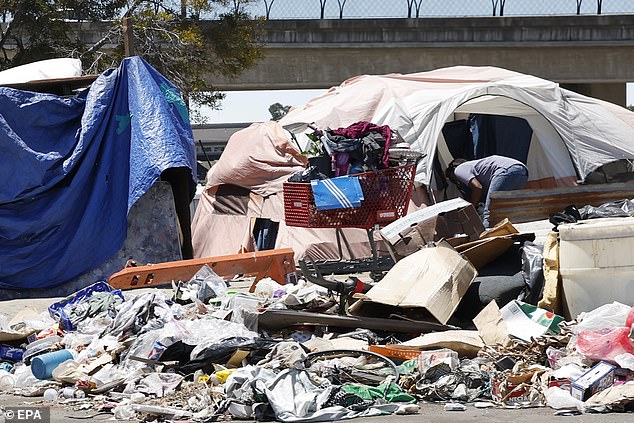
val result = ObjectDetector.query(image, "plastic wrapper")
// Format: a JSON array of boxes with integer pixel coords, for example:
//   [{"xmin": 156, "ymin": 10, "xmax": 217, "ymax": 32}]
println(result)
[
  {"xmin": 518, "ymin": 241, "xmax": 544, "ymax": 305},
  {"xmin": 545, "ymin": 387, "xmax": 583, "ymax": 410},
  {"xmin": 576, "ymin": 327, "xmax": 634, "ymax": 363},
  {"xmin": 615, "ymin": 353, "xmax": 634, "ymax": 371},
  {"xmin": 187, "ymin": 320, "xmax": 257, "ymax": 360},
  {"xmin": 176, "ymin": 265, "xmax": 227, "ymax": 304},
  {"xmin": 579, "ymin": 199, "xmax": 634, "ymax": 220},
  {"xmin": 574, "ymin": 302, "xmax": 632, "ymax": 333}
]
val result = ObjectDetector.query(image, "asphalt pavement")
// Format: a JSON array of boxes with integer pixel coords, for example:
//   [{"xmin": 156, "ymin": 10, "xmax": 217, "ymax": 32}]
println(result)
[{"xmin": 0, "ymin": 395, "xmax": 632, "ymax": 423}]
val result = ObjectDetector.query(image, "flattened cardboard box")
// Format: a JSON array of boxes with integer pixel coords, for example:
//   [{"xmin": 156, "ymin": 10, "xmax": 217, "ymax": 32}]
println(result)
[
  {"xmin": 379, "ymin": 198, "xmax": 484, "ymax": 261},
  {"xmin": 349, "ymin": 241, "xmax": 477, "ymax": 324}
]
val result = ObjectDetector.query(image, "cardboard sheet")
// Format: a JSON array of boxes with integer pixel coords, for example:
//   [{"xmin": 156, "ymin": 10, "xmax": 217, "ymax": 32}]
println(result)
[
  {"xmin": 473, "ymin": 300, "xmax": 512, "ymax": 347},
  {"xmin": 350, "ymin": 241, "xmax": 476, "ymax": 324},
  {"xmin": 398, "ymin": 330, "xmax": 484, "ymax": 357},
  {"xmin": 379, "ymin": 198, "xmax": 484, "ymax": 261}
]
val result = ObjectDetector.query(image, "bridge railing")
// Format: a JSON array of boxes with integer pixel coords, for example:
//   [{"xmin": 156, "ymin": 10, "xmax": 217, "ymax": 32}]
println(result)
[{"xmin": 205, "ymin": 0, "xmax": 634, "ymax": 19}]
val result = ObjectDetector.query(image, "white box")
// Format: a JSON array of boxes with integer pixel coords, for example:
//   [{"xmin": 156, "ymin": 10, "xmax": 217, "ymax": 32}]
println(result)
[{"xmin": 559, "ymin": 218, "xmax": 634, "ymax": 318}]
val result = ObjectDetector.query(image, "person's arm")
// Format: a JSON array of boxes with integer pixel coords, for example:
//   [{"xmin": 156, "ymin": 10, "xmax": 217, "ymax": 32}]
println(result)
[{"xmin": 468, "ymin": 177, "xmax": 483, "ymax": 206}]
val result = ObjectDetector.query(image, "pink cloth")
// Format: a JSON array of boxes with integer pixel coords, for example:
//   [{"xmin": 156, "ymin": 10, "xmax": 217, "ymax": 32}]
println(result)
[{"xmin": 207, "ymin": 121, "xmax": 307, "ymax": 197}]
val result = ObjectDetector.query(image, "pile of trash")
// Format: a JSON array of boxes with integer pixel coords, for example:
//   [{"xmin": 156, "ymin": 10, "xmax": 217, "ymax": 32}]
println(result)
[
  {"xmin": 0, "ymin": 271, "xmax": 421, "ymax": 421},
  {"xmin": 4, "ymin": 196, "xmax": 634, "ymax": 421},
  {"xmin": 1, "ymin": 262, "xmax": 634, "ymax": 421}
]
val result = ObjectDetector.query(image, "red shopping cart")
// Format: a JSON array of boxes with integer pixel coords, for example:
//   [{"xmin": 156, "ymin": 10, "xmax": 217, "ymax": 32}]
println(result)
[
  {"xmin": 283, "ymin": 164, "xmax": 416, "ymax": 230},
  {"xmin": 283, "ymin": 163, "xmax": 417, "ymax": 313}
]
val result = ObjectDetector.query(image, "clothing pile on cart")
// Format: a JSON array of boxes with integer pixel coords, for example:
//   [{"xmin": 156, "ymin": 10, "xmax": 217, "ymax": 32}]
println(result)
[{"xmin": 288, "ymin": 121, "xmax": 394, "ymax": 182}]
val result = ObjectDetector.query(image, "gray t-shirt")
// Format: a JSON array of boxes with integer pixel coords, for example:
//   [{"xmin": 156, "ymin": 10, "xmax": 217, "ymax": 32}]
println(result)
[{"xmin": 454, "ymin": 155, "xmax": 527, "ymax": 190}]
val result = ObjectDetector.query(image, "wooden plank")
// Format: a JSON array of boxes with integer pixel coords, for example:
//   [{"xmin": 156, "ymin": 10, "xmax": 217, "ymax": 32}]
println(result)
[
  {"xmin": 108, "ymin": 248, "xmax": 296, "ymax": 292},
  {"xmin": 489, "ymin": 183, "xmax": 634, "ymax": 224}
]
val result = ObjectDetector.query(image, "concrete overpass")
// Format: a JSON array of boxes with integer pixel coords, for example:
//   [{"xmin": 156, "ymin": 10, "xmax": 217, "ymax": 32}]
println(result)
[
  {"xmin": 74, "ymin": 15, "xmax": 634, "ymax": 105},
  {"xmin": 199, "ymin": 15, "xmax": 634, "ymax": 106}
]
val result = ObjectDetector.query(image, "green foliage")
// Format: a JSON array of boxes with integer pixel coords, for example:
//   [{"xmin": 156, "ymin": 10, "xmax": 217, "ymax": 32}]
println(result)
[
  {"xmin": 303, "ymin": 131, "xmax": 325, "ymax": 157},
  {"xmin": 0, "ymin": 0, "xmax": 263, "ymax": 122},
  {"xmin": 268, "ymin": 102, "xmax": 290, "ymax": 121}
]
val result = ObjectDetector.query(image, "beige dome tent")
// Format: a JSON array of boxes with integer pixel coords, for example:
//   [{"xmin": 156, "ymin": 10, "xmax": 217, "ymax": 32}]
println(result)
[{"xmin": 192, "ymin": 66, "xmax": 634, "ymax": 260}]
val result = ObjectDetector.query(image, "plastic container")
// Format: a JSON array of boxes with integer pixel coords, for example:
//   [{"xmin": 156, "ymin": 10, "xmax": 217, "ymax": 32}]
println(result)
[
  {"xmin": 559, "ymin": 218, "xmax": 634, "ymax": 319},
  {"xmin": 23, "ymin": 336, "xmax": 62, "ymax": 365},
  {"xmin": 31, "ymin": 350, "xmax": 73, "ymax": 380},
  {"xmin": 0, "ymin": 370, "xmax": 15, "ymax": 391},
  {"xmin": 62, "ymin": 387, "xmax": 85, "ymax": 399},
  {"xmin": 0, "ymin": 345, "xmax": 25, "ymax": 363},
  {"xmin": 43, "ymin": 388, "xmax": 58, "ymax": 401}
]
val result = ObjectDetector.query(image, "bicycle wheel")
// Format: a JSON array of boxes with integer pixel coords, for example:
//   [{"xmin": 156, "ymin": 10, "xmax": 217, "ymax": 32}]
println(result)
[{"xmin": 306, "ymin": 349, "xmax": 400, "ymax": 387}]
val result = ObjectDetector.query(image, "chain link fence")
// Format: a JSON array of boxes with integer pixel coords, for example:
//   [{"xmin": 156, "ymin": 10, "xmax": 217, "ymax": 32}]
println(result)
[{"xmin": 207, "ymin": 0, "xmax": 634, "ymax": 19}]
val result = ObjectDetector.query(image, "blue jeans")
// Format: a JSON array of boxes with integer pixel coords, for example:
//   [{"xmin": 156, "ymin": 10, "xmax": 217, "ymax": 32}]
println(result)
[{"xmin": 483, "ymin": 165, "xmax": 528, "ymax": 228}]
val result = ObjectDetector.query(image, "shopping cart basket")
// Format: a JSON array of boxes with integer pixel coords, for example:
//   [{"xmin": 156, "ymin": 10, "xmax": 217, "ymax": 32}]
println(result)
[
  {"xmin": 283, "ymin": 163, "xmax": 416, "ymax": 230},
  {"xmin": 283, "ymin": 163, "xmax": 417, "ymax": 313}
]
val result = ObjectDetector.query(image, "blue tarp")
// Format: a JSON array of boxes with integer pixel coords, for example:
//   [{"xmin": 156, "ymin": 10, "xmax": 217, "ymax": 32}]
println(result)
[{"xmin": 0, "ymin": 57, "xmax": 196, "ymax": 290}]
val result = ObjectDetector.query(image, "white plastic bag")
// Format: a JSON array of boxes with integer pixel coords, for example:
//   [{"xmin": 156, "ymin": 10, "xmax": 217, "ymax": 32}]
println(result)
[
  {"xmin": 12, "ymin": 364, "xmax": 38, "ymax": 388},
  {"xmin": 615, "ymin": 353, "xmax": 634, "ymax": 371},
  {"xmin": 574, "ymin": 302, "xmax": 632, "ymax": 333},
  {"xmin": 545, "ymin": 387, "xmax": 584, "ymax": 410},
  {"xmin": 254, "ymin": 278, "xmax": 286, "ymax": 299}
]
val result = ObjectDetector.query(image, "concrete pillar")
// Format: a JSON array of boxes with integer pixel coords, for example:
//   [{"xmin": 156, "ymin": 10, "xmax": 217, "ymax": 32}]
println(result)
[{"xmin": 561, "ymin": 83, "xmax": 627, "ymax": 107}]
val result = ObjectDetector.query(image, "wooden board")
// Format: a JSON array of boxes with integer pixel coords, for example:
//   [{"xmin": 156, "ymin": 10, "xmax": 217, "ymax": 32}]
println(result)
[
  {"xmin": 489, "ymin": 182, "xmax": 634, "ymax": 224},
  {"xmin": 108, "ymin": 248, "xmax": 296, "ymax": 293}
]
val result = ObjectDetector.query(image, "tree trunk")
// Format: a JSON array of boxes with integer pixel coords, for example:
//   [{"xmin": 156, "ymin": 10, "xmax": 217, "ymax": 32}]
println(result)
[
  {"xmin": 320, "ymin": 0, "xmax": 327, "ymax": 19},
  {"xmin": 123, "ymin": 16, "xmax": 135, "ymax": 57},
  {"xmin": 597, "ymin": 0, "xmax": 602, "ymax": 14},
  {"xmin": 576, "ymin": 0, "xmax": 583, "ymax": 14}
]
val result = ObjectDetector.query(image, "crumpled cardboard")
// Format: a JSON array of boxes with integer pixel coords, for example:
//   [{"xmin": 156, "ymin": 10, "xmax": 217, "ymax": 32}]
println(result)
[
  {"xmin": 0, "ymin": 307, "xmax": 41, "ymax": 342},
  {"xmin": 398, "ymin": 330, "xmax": 484, "ymax": 358},
  {"xmin": 379, "ymin": 198, "xmax": 484, "ymax": 261},
  {"xmin": 585, "ymin": 382, "xmax": 634, "ymax": 412},
  {"xmin": 349, "ymin": 241, "xmax": 476, "ymax": 324},
  {"xmin": 473, "ymin": 300, "xmax": 512, "ymax": 347}
]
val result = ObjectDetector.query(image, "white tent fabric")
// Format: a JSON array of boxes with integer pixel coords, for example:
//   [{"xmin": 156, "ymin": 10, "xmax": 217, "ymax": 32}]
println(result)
[
  {"xmin": 193, "ymin": 66, "xmax": 634, "ymax": 260},
  {"xmin": 280, "ymin": 66, "xmax": 634, "ymax": 187},
  {"xmin": 0, "ymin": 58, "xmax": 82, "ymax": 84}
]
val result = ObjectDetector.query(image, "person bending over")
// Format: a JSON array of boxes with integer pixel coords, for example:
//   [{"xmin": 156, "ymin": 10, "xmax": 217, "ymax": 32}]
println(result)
[{"xmin": 445, "ymin": 155, "xmax": 528, "ymax": 228}]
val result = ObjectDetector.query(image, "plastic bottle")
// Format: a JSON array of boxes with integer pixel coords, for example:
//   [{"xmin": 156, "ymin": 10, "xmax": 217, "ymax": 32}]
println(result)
[
  {"xmin": 43, "ymin": 388, "xmax": 58, "ymax": 401},
  {"xmin": 62, "ymin": 387, "xmax": 86, "ymax": 399},
  {"xmin": 0, "ymin": 370, "xmax": 15, "ymax": 392}
]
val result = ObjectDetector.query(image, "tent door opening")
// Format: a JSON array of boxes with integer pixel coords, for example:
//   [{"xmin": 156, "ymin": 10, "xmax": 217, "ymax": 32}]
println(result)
[{"xmin": 441, "ymin": 114, "xmax": 533, "ymax": 164}]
